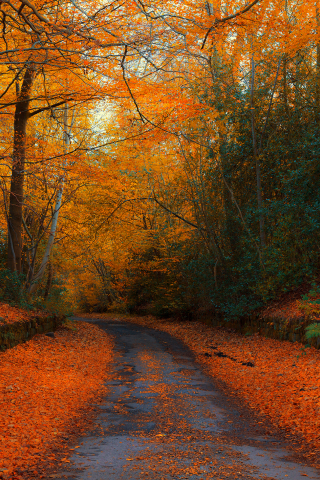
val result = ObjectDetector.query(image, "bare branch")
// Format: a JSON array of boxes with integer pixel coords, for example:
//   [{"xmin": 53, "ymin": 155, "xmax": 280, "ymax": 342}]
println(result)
[
  {"xmin": 121, "ymin": 45, "xmax": 146, "ymax": 123},
  {"xmin": 201, "ymin": 0, "xmax": 262, "ymax": 49},
  {"xmin": 28, "ymin": 99, "xmax": 70, "ymax": 117}
]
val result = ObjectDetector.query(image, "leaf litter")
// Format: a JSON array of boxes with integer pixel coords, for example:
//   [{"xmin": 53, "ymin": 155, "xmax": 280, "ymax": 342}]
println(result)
[
  {"xmin": 0, "ymin": 303, "xmax": 46, "ymax": 326},
  {"xmin": 0, "ymin": 320, "xmax": 114, "ymax": 478}
]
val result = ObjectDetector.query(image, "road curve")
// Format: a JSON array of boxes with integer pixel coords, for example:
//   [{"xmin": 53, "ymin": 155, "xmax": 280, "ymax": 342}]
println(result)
[{"xmin": 57, "ymin": 317, "xmax": 319, "ymax": 480}]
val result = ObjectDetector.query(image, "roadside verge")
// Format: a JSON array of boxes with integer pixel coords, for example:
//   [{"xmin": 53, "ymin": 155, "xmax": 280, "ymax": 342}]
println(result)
[{"xmin": 0, "ymin": 320, "xmax": 114, "ymax": 479}]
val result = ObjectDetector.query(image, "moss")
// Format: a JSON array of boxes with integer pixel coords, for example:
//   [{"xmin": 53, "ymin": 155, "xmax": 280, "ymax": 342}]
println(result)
[
  {"xmin": 0, "ymin": 314, "xmax": 65, "ymax": 352},
  {"xmin": 206, "ymin": 314, "xmax": 319, "ymax": 349}
]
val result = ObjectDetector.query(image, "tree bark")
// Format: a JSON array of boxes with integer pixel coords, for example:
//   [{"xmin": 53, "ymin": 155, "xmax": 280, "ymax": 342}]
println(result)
[
  {"xmin": 316, "ymin": 4, "xmax": 320, "ymax": 122},
  {"xmin": 250, "ymin": 54, "xmax": 266, "ymax": 248},
  {"xmin": 43, "ymin": 261, "xmax": 53, "ymax": 299},
  {"xmin": 283, "ymin": 55, "xmax": 289, "ymax": 116},
  {"xmin": 29, "ymin": 103, "xmax": 70, "ymax": 293},
  {"xmin": 7, "ymin": 64, "xmax": 35, "ymax": 272}
]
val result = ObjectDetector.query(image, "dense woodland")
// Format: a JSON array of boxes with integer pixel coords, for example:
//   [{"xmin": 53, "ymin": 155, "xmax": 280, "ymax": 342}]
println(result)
[{"xmin": 1, "ymin": 0, "xmax": 320, "ymax": 328}]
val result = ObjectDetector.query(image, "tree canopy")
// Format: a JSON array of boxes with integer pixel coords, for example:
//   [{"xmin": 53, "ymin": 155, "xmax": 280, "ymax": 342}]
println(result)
[{"xmin": 1, "ymin": 0, "xmax": 320, "ymax": 324}]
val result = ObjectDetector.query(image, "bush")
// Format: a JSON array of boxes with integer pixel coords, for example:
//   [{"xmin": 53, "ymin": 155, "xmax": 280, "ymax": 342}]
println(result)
[{"xmin": 0, "ymin": 269, "xmax": 29, "ymax": 307}]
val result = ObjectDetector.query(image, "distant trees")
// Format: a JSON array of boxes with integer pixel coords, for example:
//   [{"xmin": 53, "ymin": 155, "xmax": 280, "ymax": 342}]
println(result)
[{"xmin": 78, "ymin": 0, "xmax": 320, "ymax": 318}]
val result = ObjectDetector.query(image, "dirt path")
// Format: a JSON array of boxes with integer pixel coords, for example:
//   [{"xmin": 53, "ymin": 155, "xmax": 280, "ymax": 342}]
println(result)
[{"xmin": 56, "ymin": 318, "xmax": 319, "ymax": 480}]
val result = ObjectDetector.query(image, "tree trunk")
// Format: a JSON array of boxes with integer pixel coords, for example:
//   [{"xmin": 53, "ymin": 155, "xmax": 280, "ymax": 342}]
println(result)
[
  {"xmin": 7, "ymin": 64, "xmax": 35, "ymax": 272},
  {"xmin": 250, "ymin": 54, "xmax": 266, "ymax": 248},
  {"xmin": 219, "ymin": 139, "xmax": 240, "ymax": 256},
  {"xmin": 29, "ymin": 103, "xmax": 70, "ymax": 293},
  {"xmin": 43, "ymin": 261, "xmax": 53, "ymax": 299},
  {"xmin": 316, "ymin": 4, "xmax": 320, "ymax": 122},
  {"xmin": 283, "ymin": 55, "xmax": 289, "ymax": 116}
]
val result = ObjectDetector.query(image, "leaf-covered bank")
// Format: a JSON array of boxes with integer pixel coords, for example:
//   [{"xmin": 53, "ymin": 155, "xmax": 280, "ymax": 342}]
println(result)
[{"xmin": 0, "ymin": 321, "xmax": 114, "ymax": 479}]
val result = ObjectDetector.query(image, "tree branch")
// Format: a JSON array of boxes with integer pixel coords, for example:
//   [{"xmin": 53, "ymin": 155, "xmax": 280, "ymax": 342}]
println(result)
[
  {"xmin": 201, "ymin": 0, "xmax": 262, "ymax": 49},
  {"xmin": 28, "ymin": 99, "xmax": 70, "ymax": 117},
  {"xmin": 121, "ymin": 45, "xmax": 146, "ymax": 123},
  {"xmin": 152, "ymin": 195, "xmax": 204, "ymax": 230}
]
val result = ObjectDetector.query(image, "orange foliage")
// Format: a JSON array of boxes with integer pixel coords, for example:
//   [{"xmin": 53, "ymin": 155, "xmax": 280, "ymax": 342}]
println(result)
[
  {"xmin": 1, "ymin": 1, "xmax": 320, "ymax": 471},
  {"xmin": 1, "ymin": 0, "xmax": 320, "ymax": 302}
]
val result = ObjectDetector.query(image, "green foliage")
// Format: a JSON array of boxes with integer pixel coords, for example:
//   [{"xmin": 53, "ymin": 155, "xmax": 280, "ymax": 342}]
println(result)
[
  {"xmin": 305, "ymin": 323, "xmax": 320, "ymax": 340},
  {"xmin": 301, "ymin": 283, "xmax": 320, "ymax": 304},
  {"xmin": 40, "ymin": 280, "xmax": 74, "ymax": 316},
  {"xmin": 0, "ymin": 266, "xmax": 73, "ymax": 315},
  {"xmin": 120, "ymin": 57, "xmax": 320, "ymax": 323},
  {"xmin": 0, "ymin": 269, "xmax": 30, "ymax": 308},
  {"xmin": 297, "ymin": 283, "xmax": 320, "ymax": 322}
]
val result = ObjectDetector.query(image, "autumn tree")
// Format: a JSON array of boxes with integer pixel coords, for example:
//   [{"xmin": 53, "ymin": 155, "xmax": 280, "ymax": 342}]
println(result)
[
  {"xmin": 70, "ymin": 0, "xmax": 320, "ymax": 318},
  {"xmin": 0, "ymin": 0, "xmax": 164, "ymax": 281}
]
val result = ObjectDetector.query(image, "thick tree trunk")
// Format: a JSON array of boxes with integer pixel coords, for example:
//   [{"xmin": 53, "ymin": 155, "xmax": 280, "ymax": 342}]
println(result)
[{"xmin": 7, "ymin": 64, "xmax": 35, "ymax": 272}]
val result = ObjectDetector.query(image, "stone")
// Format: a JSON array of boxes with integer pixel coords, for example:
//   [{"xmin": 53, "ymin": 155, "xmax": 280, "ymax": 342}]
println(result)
[{"xmin": 45, "ymin": 332, "xmax": 55, "ymax": 338}]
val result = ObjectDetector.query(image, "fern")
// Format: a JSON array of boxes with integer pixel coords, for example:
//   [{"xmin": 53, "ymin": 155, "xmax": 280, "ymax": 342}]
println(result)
[{"xmin": 305, "ymin": 323, "xmax": 320, "ymax": 340}]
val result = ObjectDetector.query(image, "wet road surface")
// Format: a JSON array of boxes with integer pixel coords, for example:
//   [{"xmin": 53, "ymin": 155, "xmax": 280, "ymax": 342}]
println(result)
[{"xmin": 57, "ymin": 317, "xmax": 319, "ymax": 479}]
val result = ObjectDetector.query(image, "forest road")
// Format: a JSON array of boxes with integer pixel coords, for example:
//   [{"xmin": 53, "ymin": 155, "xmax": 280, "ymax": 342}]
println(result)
[{"xmin": 57, "ymin": 317, "xmax": 319, "ymax": 480}]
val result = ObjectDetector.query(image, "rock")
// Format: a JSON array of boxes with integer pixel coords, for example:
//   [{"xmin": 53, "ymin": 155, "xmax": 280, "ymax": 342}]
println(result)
[
  {"xmin": 242, "ymin": 362, "xmax": 254, "ymax": 367},
  {"xmin": 45, "ymin": 332, "xmax": 55, "ymax": 338}
]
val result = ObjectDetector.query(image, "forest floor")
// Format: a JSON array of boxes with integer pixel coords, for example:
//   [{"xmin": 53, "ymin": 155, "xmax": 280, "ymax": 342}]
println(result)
[
  {"xmin": 257, "ymin": 283, "xmax": 318, "ymax": 323},
  {"xmin": 0, "ymin": 319, "xmax": 114, "ymax": 479},
  {"xmin": 0, "ymin": 309, "xmax": 319, "ymax": 479},
  {"xmin": 82, "ymin": 313, "xmax": 320, "ymax": 464}
]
